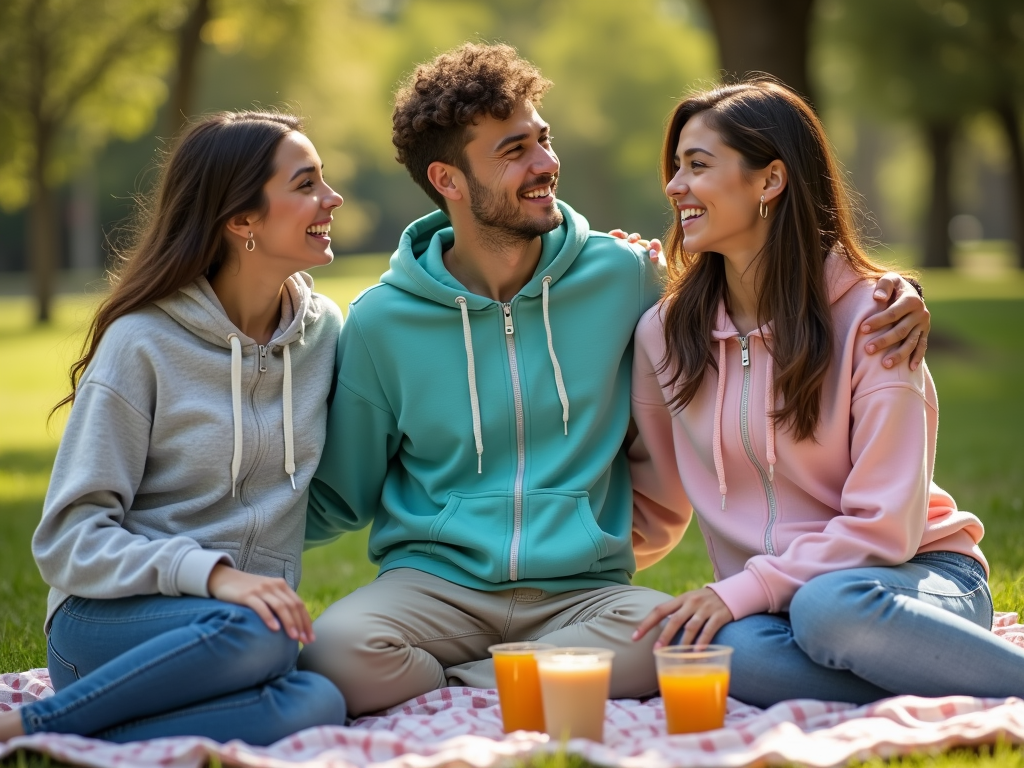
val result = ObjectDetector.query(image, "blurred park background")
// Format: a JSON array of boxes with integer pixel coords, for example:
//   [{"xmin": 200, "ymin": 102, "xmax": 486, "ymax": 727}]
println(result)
[{"xmin": 1, "ymin": 0, "xmax": 1024, "ymax": 709}]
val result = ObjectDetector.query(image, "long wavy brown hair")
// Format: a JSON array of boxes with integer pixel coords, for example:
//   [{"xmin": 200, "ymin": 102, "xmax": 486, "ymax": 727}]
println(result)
[
  {"xmin": 659, "ymin": 80, "xmax": 886, "ymax": 441},
  {"xmin": 54, "ymin": 110, "xmax": 302, "ymax": 413}
]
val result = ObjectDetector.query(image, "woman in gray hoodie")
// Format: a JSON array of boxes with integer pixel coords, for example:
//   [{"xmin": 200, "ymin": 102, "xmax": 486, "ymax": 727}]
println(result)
[{"xmin": 0, "ymin": 111, "xmax": 347, "ymax": 744}]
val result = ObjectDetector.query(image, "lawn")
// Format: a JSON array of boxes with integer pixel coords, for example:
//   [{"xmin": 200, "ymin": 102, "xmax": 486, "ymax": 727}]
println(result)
[{"xmin": 1, "ymin": 257, "xmax": 1023, "ymax": 767}]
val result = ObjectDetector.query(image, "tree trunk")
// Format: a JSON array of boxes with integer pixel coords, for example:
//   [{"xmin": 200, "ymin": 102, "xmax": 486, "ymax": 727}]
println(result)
[
  {"xmin": 30, "ymin": 142, "xmax": 57, "ymax": 323},
  {"xmin": 166, "ymin": 0, "xmax": 210, "ymax": 136},
  {"xmin": 995, "ymin": 102, "xmax": 1024, "ymax": 269},
  {"xmin": 922, "ymin": 121, "xmax": 954, "ymax": 269},
  {"xmin": 701, "ymin": 0, "xmax": 816, "ymax": 104}
]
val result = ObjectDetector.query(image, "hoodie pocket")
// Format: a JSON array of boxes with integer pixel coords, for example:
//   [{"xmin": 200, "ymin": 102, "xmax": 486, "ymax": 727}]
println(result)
[
  {"xmin": 517, "ymin": 491, "xmax": 606, "ymax": 580},
  {"xmin": 428, "ymin": 492, "xmax": 513, "ymax": 583}
]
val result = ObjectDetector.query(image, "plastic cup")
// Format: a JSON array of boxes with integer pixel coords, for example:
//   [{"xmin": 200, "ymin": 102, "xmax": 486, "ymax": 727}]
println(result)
[
  {"xmin": 534, "ymin": 647, "xmax": 614, "ymax": 742},
  {"xmin": 488, "ymin": 642, "xmax": 555, "ymax": 732},
  {"xmin": 655, "ymin": 645, "xmax": 733, "ymax": 734}
]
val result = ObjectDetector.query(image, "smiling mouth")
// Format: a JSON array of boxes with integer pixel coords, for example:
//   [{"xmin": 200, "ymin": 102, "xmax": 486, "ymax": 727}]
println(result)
[
  {"xmin": 679, "ymin": 206, "xmax": 706, "ymax": 224},
  {"xmin": 306, "ymin": 222, "xmax": 331, "ymax": 240}
]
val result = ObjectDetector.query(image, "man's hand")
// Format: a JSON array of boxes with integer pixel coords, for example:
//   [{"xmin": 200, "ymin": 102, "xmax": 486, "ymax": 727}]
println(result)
[
  {"xmin": 609, "ymin": 228, "xmax": 663, "ymax": 264},
  {"xmin": 862, "ymin": 273, "xmax": 929, "ymax": 371},
  {"xmin": 632, "ymin": 587, "xmax": 734, "ymax": 649},
  {"xmin": 207, "ymin": 564, "xmax": 314, "ymax": 643}
]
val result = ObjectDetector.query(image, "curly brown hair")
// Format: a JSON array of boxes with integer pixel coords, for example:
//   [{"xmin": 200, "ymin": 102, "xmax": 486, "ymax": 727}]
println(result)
[{"xmin": 392, "ymin": 43, "xmax": 552, "ymax": 212}]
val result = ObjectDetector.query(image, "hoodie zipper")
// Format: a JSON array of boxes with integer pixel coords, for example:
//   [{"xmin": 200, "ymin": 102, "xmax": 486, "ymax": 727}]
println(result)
[
  {"xmin": 738, "ymin": 335, "xmax": 778, "ymax": 556},
  {"xmin": 236, "ymin": 344, "xmax": 270, "ymax": 569},
  {"xmin": 502, "ymin": 301, "xmax": 526, "ymax": 581}
]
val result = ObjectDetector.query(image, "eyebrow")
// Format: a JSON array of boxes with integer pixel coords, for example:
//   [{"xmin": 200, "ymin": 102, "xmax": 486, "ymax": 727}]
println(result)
[
  {"xmin": 289, "ymin": 164, "xmax": 323, "ymax": 182},
  {"xmin": 681, "ymin": 147, "xmax": 714, "ymax": 159},
  {"xmin": 493, "ymin": 125, "xmax": 549, "ymax": 153}
]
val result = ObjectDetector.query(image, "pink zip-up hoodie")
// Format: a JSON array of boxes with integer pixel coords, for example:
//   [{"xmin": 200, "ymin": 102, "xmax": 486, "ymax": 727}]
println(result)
[{"xmin": 629, "ymin": 252, "xmax": 987, "ymax": 621}]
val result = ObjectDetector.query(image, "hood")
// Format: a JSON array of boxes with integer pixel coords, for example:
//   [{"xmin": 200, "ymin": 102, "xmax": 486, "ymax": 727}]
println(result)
[
  {"xmin": 155, "ymin": 271, "xmax": 320, "ymax": 349},
  {"xmin": 381, "ymin": 200, "xmax": 590, "ymax": 307},
  {"xmin": 155, "ymin": 271, "xmax": 323, "ymax": 496}
]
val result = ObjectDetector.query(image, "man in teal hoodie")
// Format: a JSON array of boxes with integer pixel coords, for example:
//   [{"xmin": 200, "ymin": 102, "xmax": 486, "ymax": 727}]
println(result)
[
  {"xmin": 298, "ymin": 43, "xmax": 671, "ymax": 716},
  {"xmin": 299, "ymin": 43, "xmax": 930, "ymax": 716}
]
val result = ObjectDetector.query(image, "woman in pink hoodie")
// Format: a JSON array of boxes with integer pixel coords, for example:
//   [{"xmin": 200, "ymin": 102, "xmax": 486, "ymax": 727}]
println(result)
[{"xmin": 629, "ymin": 80, "xmax": 1021, "ymax": 706}]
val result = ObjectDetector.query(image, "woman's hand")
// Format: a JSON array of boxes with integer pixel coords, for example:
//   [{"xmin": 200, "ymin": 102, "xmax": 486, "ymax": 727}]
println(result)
[
  {"xmin": 632, "ymin": 587, "xmax": 734, "ymax": 649},
  {"xmin": 207, "ymin": 564, "xmax": 314, "ymax": 644},
  {"xmin": 861, "ymin": 273, "xmax": 930, "ymax": 371},
  {"xmin": 609, "ymin": 228, "xmax": 663, "ymax": 263}
]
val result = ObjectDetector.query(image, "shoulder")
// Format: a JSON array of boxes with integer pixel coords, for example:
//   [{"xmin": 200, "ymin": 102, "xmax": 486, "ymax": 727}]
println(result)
[
  {"xmin": 580, "ymin": 231, "xmax": 650, "ymax": 269},
  {"xmin": 308, "ymin": 291, "xmax": 345, "ymax": 333}
]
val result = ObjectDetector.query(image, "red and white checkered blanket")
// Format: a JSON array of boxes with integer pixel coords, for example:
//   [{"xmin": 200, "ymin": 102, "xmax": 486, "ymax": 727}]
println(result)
[{"xmin": 2, "ymin": 612, "xmax": 1023, "ymax": 768}]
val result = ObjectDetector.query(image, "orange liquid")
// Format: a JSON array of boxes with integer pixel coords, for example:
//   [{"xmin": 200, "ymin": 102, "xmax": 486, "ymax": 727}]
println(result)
[
  {"xmin": 659, "ymin": 667, "xmax": 730, "ymax": 734},
  {"xmin": 493, "ymin": 653, "xmax": 546, "ymax": 732}
]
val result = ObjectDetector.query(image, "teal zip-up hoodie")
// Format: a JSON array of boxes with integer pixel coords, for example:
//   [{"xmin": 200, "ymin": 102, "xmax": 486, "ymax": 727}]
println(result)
[{"xmin": 307, "ymin": 201, "xmax": 662, "ymax": 592}]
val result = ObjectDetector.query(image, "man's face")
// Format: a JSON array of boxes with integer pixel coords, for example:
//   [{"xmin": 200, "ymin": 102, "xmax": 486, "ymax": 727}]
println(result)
[{"xmin": 460, "ymin": 101, "xmax": 563, "ymax": 243}]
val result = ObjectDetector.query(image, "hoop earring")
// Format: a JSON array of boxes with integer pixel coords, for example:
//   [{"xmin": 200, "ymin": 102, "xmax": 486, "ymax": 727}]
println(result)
[
  {"xmin": 759, "ymin": 196, "xmax": 768, "ymax": 220},
  {"xmin": 245, "ymin": 231, "xmax": 255, "ymax": 251}
]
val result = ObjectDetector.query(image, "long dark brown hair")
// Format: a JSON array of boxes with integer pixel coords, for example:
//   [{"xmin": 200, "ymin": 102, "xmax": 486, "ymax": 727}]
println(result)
[
  {"xmin": 54, "ymin": 110, "xmax": 302, "ymax": 413},
  {"xmin": 660, "ymin": 80, "xmax": 886, "ymax": 441}
]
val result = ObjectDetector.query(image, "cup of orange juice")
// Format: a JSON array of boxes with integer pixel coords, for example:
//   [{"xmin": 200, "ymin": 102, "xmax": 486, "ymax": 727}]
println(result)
[
  {"xmin": 655, "ymin": 645, "xmax": 732, "ymax": 734},
  {"xmin": 488, "ymin": 642, "xmax": 555, "ymax": 732},
  {"xmin": 534, "ymin": 647, "xmax": 614, "ymax": 742}
]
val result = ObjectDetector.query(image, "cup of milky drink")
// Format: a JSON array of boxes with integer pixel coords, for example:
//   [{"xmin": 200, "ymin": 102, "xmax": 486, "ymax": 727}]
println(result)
[
  {"xmin": 488, "ymin": 641, "xmax": 556, "ymax": 733},
  {"xmin": 534, "ymin": 647, "xmax": 615, "ymax": 742},
  {"xmin": 655, "ymin": 645, "xmax": 733, "ymax": 734}
]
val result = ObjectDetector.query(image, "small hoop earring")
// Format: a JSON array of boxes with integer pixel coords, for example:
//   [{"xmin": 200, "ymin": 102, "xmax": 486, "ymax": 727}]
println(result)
[
  {"xmin": 759, "ymin": 196, "xmax": 769, "ymax": 220},
  {"xmin": 245, "ymin": 231, "xmax": 255, "ymax": 251}
]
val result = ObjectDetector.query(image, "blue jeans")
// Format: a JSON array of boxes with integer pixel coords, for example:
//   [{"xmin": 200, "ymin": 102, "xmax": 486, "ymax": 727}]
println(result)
[
  {"xmin": 19, "ymin": 595, "xmax": 346, "ymax": 744},
  {"xmin": 703, "ymin": 552, "xmax": 1022, "ymax": 707}
]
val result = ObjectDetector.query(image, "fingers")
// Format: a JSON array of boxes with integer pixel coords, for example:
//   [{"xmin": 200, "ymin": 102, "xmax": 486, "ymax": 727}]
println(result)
[
  {"xmin": 860, "ymin": 305, "xmax": 898, "ymax": 335},
  {"xmin": 245, "ymin": 595, "xmax": 282, "ymax": 633},
  {"xmin": 609, "ymin": 229, "xmax": 627, "ymax": 239},
  {"xmin": 872, "ymin": 272, "xmax": 901, "ymax": 303},
  {"xmin": 909, "ymin": 330, "xmax": 928, "ymax": 371},
  {"xmin": 864, "ymin": 313, "xmax": 915, "ymax": 356},
  {"xmin": 261, "ymin": 580, "xmax": 314, "ymax": 644},
  {"xmin": 632, "ymin": 596, "xmax": 685, "ymax": 642}
]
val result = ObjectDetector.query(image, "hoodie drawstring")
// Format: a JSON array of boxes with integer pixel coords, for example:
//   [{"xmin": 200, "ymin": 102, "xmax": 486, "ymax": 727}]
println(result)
[
  {"xmin": 456, "ymin": 297, "xmax": 484, "ymax": 473},
  {"xmin": 541, "ymin": 277, "xmax": 570, "ymax": 435},
  {"xmin": 764, "ymin": 352, "xmax": 776, "ymax": 481},
  {"xmin": 226, "ymin": 334, "xmax": 299, "ymax": 494},
  {"xmin": 712, "ymin": 338, "xmax": 728, "ymax": 510},
  {"xmin": 228, "ymin": 334, "xmax": 243, "ymax": 497},
  {"xmin": 282, "ymin": 343, "xmax": 296, "ymax": 489}
]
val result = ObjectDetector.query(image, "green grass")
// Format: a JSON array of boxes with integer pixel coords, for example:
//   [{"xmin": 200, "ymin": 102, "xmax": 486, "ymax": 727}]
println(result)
[{"xmin": 1, "ymin": 258, "xmax": 1023, "ymax": 767}]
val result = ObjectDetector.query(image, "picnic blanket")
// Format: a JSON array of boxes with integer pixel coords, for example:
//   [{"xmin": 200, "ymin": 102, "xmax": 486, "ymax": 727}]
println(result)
[{"xmin": 2, "ymin": 612, "xmax": 1023, "ymax": 768}]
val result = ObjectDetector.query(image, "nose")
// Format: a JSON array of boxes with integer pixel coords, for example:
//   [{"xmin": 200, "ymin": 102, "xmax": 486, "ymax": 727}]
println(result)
[
  {"xmin": 533, "ymin": 144, "xmax": 559, "ymax": 176},
  {"xmin": 665, "ymin": 169, "xmax": 688, "ymax": 202},
  {"xmin": 323, "ymin": 185, "xmax": 344, "ymax": 210}
]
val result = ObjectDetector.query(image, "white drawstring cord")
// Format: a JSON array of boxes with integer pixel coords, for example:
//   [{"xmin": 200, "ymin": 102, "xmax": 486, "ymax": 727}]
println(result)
[
  {"xmin": 282, "ymin": 343, "xmax": 296, "ymax": 490},
  {"xmin": 541, "ymin": 277, "xmax": 570, "ymax": 436},
  {"xmin": 456, "ymin": 297, "xmax": 484, "ymax": 473},
  {"xmin": 227, "ymin": 334, "xmax": 243, "ymax": 497}
]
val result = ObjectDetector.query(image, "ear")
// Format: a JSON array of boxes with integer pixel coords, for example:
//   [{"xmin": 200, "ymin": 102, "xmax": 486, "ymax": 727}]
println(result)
[
  {"xmin": 224, "ymin": 213, "xmax": 255, "ymax": 242},
  {"xmin": 426, "ymin": 161, "xmax": 465, "ymax": 204},
  {"xmin": 761, "ymin": 159, "xmax": 788, "ymax": 204}
]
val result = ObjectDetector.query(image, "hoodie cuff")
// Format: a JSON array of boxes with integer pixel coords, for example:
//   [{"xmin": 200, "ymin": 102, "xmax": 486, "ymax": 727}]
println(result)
[
  {"xmin": 707, "ymin": 569, "xmax": 772, "ymax": 621},
  {"xmin": 176, "ymin": 548, "xmax": 234, "ymax": 597}
]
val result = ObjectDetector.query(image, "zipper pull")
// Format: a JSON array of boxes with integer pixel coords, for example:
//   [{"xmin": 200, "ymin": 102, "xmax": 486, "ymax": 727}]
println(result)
[
  {"xmin": 259, "ymin": 344, "xmax": 268, "ymax": 373},
  {"xmin": 739, "ymin": 336, "xmax": 749, "ymax": 367},
  {"xmin": 503, "ymin": 303, "xmax": 514, "ymax": 335}
]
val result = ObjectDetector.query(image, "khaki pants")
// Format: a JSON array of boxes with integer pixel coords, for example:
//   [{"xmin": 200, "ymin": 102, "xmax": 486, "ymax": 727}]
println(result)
[{"xmin": 298, "ymin": 568, "xmax": 671, "ymax": 716}]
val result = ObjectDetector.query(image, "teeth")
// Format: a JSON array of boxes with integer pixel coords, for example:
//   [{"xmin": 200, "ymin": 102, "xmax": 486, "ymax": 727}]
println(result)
[
  {"xmin": 679, "ymin": 207, "xmax": 706, "ymax": 221},
  {"xmin": 523, "ymin": 187, "xmax": 551, "ymax": 199},
  {"xmin": 306, "ymin": 223, "xmax": 331, "ymax": 235}
]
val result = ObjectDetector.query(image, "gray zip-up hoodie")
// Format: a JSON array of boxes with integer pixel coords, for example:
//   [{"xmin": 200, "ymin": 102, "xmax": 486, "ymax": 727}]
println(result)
[{"xmin": 33, "ymin": 272, "xmax": 342, "ymax": 631}]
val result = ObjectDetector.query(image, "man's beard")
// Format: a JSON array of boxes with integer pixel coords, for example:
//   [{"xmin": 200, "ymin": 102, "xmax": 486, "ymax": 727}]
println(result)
[{"xmin": 465, "ymin": 169, "xmax": 564, "ymax": 248}]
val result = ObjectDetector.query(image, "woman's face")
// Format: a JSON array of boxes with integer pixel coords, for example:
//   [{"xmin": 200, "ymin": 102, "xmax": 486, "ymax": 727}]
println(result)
[
  {"xmin": 250, "ymin": 132, "xmax": 343, "ymax": 271},
  {"xmin": 665, "ymin": 114, "xmax": 766, "ymax": 258}
]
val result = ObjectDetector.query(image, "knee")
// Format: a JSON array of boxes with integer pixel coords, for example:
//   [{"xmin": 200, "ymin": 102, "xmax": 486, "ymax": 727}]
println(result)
[
  {"xmin": 298, "ymin": 609, "xmax": 386, "ymax": 689},
  {"xmin": 206, "ymin": 603, "xmax": 299, "ymax": 682},
  {"xmin": 790, "ymin": 571, "xmax": 887, "ymax": 663}
]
